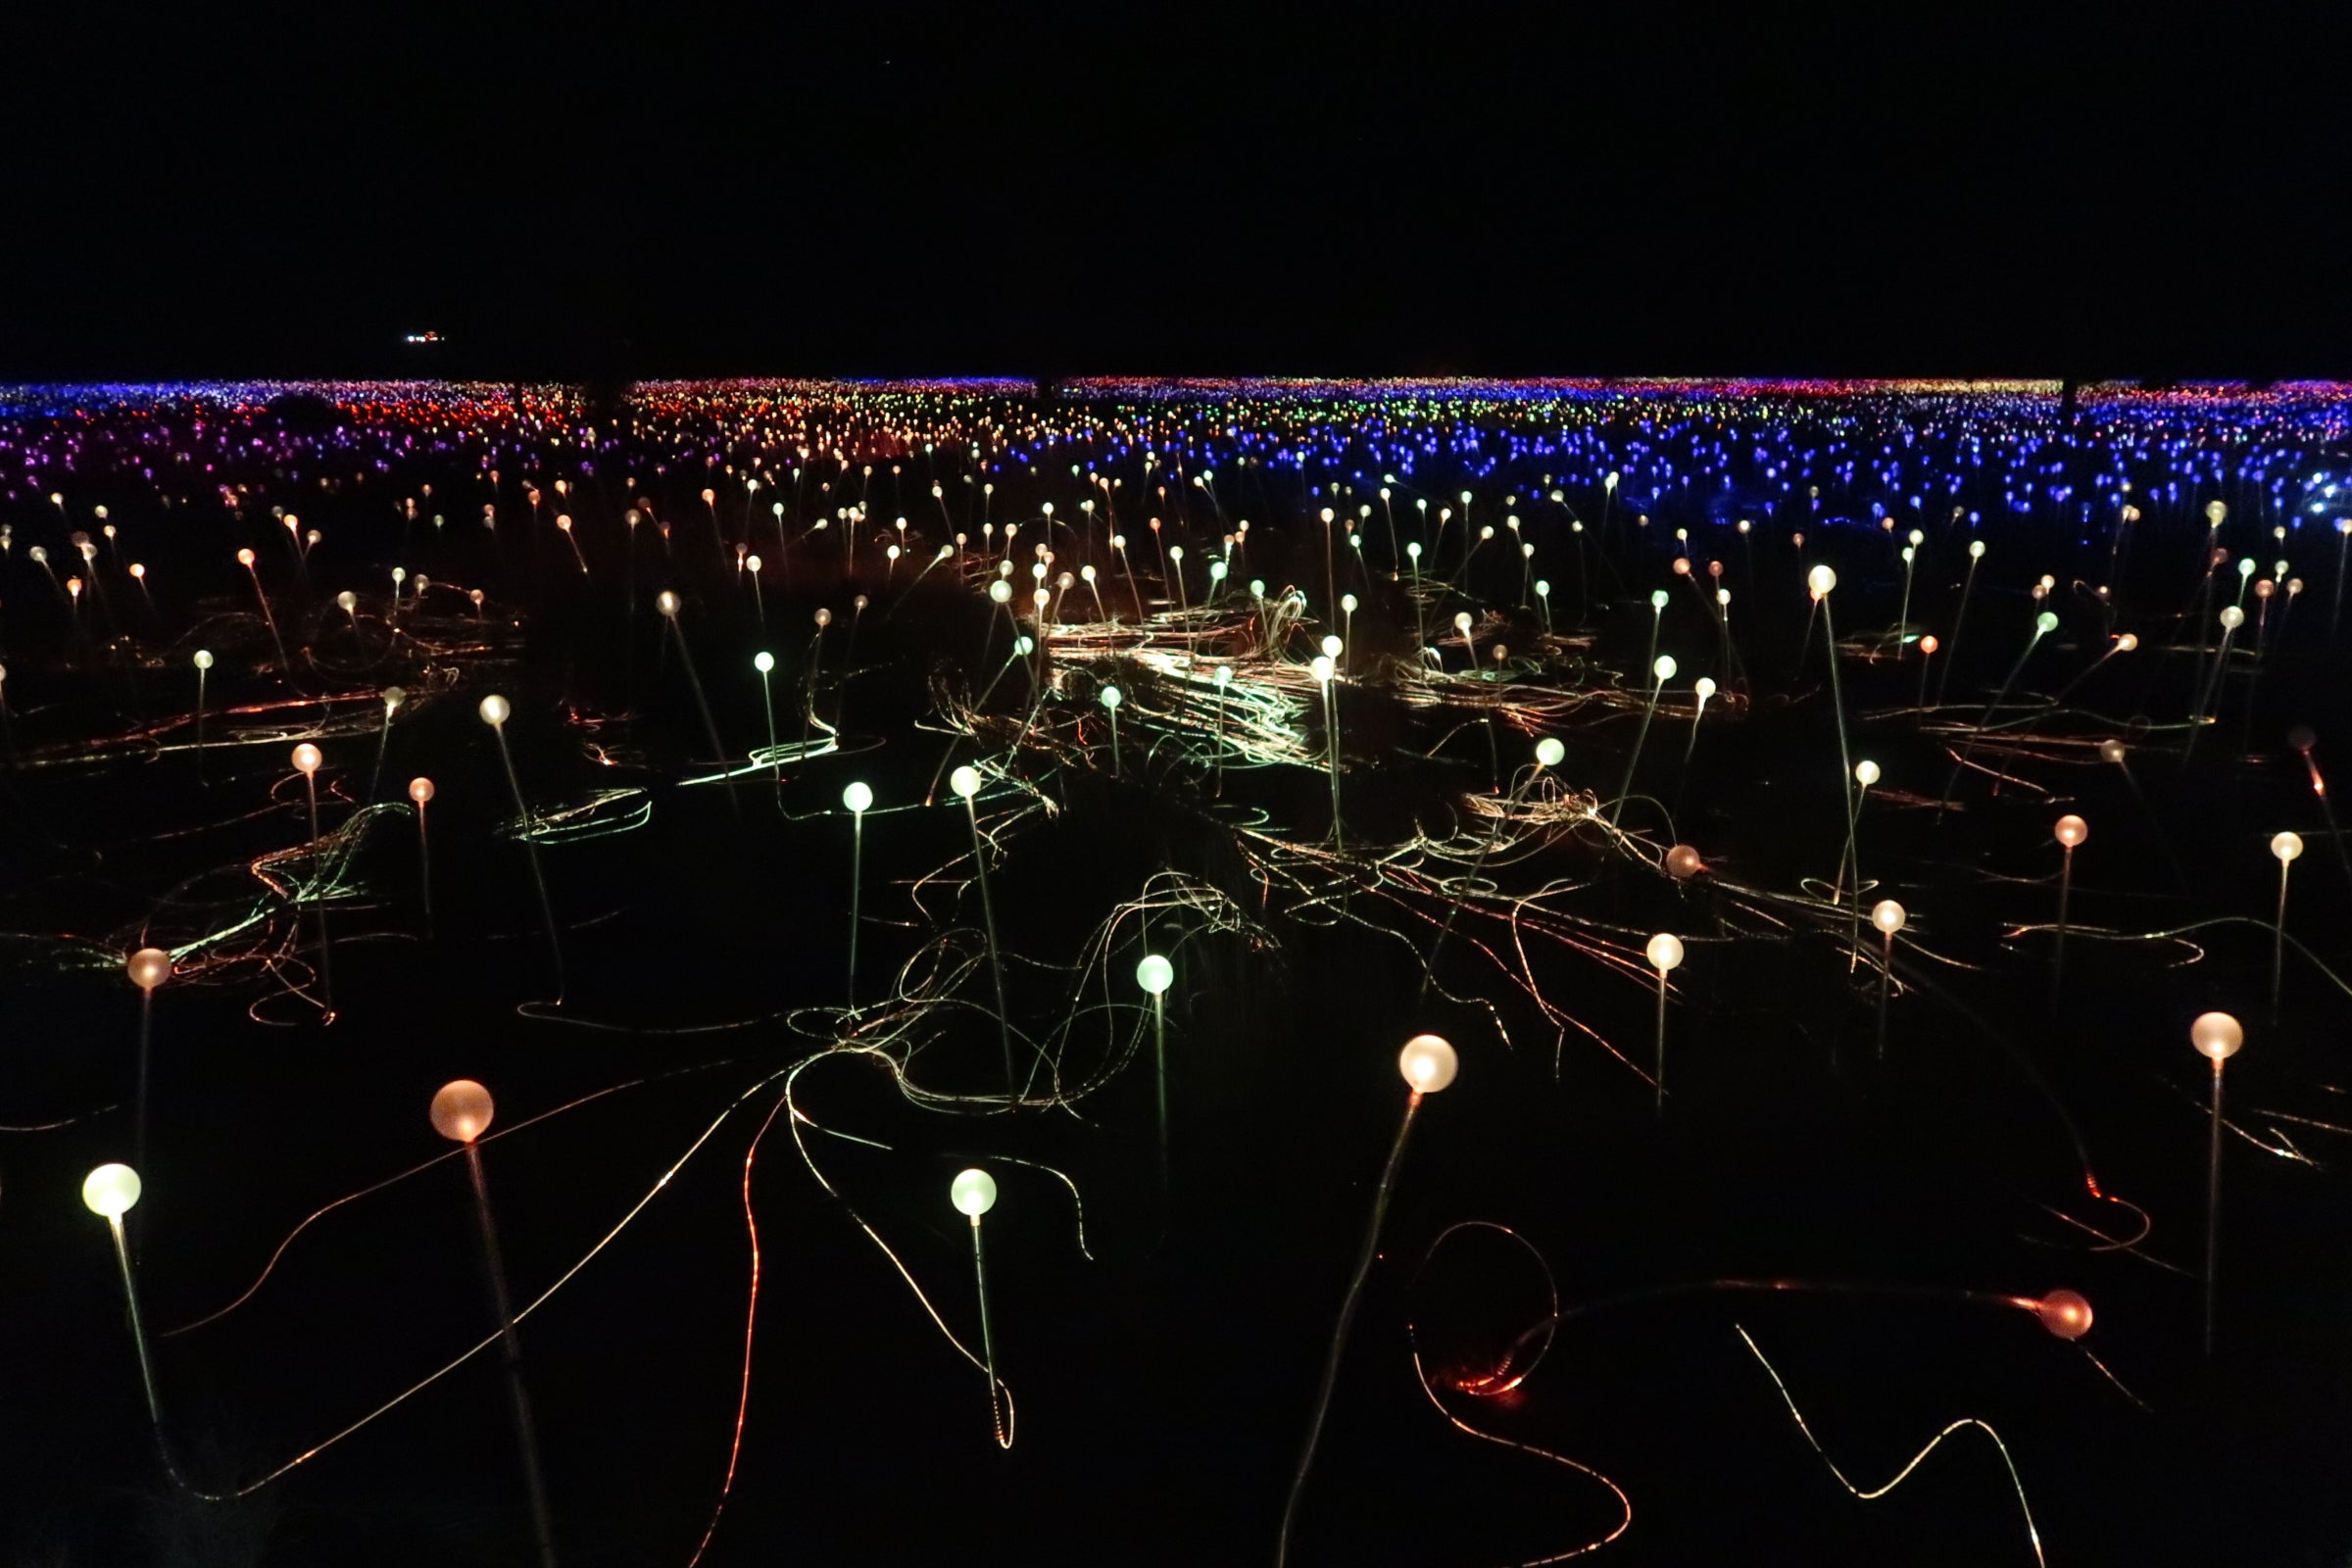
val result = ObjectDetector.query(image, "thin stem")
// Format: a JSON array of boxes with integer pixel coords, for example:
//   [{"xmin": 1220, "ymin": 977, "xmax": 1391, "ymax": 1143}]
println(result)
[{"xmin": 466, "ymin": 1143, "xmax": 560, "ymax": 1568}]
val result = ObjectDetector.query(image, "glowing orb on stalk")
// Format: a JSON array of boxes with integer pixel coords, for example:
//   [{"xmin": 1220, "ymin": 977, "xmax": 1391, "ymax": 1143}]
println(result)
[
  {"xmin": 193, "ymin": 650, "xmax": 214, "ymax": 671},
  {"xmin": 1645, "ymin": 933, "xmax": 1684, "ymax": 971},
  {"xmin": 2272, "ymin": 831, "xmax": 2304, "ymax": 862},
  {"xmin": 657, "ymin": 591, "xmax": 680, "ymax": 617},
  {"xmin": 1101, "ymin": 685, "xmax": 1122, "ymax": 710},
  {"xmin": 1871, "ymin": 900, "xmax": 1907, "ymax": 935},
  {"xmin": 292, "ymin": 743, "xmax": 321, "ymax": 775},
  {"xmin": 82, "ymin": 1163, "xmax": 141, "ymax": 1219},
  {"xmin": 430, "ymin": 1079, "xmax": 496, "ymax": 1143},
  {"xmin": 951, "ymin": 1168, "xmax": 998, "ymax": 1216},
  {"xmin": 126, "ymin": 949, "xmax": 172, "ymax": 992},
  {"xmin": 1536, "ymin": 737, "xmax": 1565, "ymax": 768},
  {"xmin": 2036, "ymin": 1290, "xmax": 2093, "ymax": 1340},
  {"xmin": 2219, "ymin": 607, "xmax": 2243, "ymax": 630},
  {"xmin": 409, "ymin": 777, "xmax": 435, "ymax": 805},
  {"xmin": 989, "ymin": 580, "xmax": 1012, "ymax": 604},
  {"xmin": 2099, "ymin": 739, "xmax": 2127, "ymax": 764},
  {"xmin": 1807, "ymin": 564, "xmax": 1836, "ymax": 597},
  {"xmin": 1136, "ymin": 955, "xmax": 1173, "ymax": 996},
  {"xmin": 843, "ymin": 782, "xmax": 874, "ymax": 814},
  {"xmin": 2054, "ymin": 815, "xmax": 2087, "ymax": 848},
  {"xmin": 755, "ymin": 652, "xmax": 775, "ymax": 674},
  {"xmin": 1665, "ymin": 844, "xmax": 1704, "ymax": 879},
  {"xmin": 1854, "ymin": 760, "xmax": 1881, "ymax": 787},
  {"xmin": 478, "ymin": 694, "xmax": 512, "ymax": 727},
  {"xmin": 1397, "ymin": 1034, "xmax": 1458, "ymax": 1093},
  {"xmin": 2190, "ymin": 1012, "xmax": 2242, "ymax": 1061},
  {"xmin": 950, "ymin": 765, "xmax": 982, "ymax": 800}
]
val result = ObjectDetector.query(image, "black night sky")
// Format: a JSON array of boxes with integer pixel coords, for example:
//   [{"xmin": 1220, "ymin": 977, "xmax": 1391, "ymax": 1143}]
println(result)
[{"xmin": 6, "ymin": 5, "xmax": 2344, "ymax": 380}]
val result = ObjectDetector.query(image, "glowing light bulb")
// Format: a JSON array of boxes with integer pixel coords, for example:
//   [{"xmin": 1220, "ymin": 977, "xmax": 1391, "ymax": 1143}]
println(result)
[
  {"xmin": 193, "ymin": 650, "xmax": 214, "ymax": 671},
  {"xmin": 2190, "ymin": 1011, "xmax": 2242, "ymax": 1061},
  {"xmin": 1694, "ymin": 676, "xmax": 1716, "ymax": 703},
  {"xmin": 755, "ymin": 651, "xmax": 775, "ymax": 674},
  {"xmin": 1649, "ymin": 589, "xmax": 1670, "ymax": 611},
  {"xmin": 2035, "ymin": 611, "xmax": 2058, "ymax": 634},
  {"xmin": 82, "ymin": 1162, "xmax": 141, "ymax": 1218},
  {"xmin": 292, "ymin": 743, "xmax": 321, "ymax": 775},
  {"xmin": 2036, "ymin": 1290, "xmax": 2093, "ymax": 1340},
  {"xmin": 989, "ymin": 580, "xmax": 1012, "ymax": 604},
  {"xmin": 950, "ymin": 765, "xmax": 982, "ymax": 800},
  {"xmin": 1320, "ymin": 634, "xmax": 1343, "ymax": 659},
  {"xmin": 657, "ymin": 590, "xmax": 680, "ymax": 617},
  {"xmin": 1653, "ymin": 654, "xmax": 1677, "ymax": 681},
  {"xmin": 1136, "ymin": 955, "xmax": 1173, "ymax": 995},
  {"xmin": 2219, "ymin": 606, "xmax": 2243, "ymax": 630},
  {"xmin": 1536, "ymin": 737, "xmax": 1565, "ymax": 768},
  {"xmin": 843, "ymin": 782, "xmax": 873, "ymax": 813},
  {"xmin": 951, "ymin": 1167, "xmax": 998, "ymax": 1216},
  {"xmin": 1309, "ymin": 656, "xmax": 1335, "ymax": 685},
  {"xmin": 1807, "ymin": 564, "xmax": 1837, "ymax": 596},
  {"xmin": 2099, "ymin": 739, "xmax": 2127, "ymax": 763},
  {"xmin": 2272, "ymin": 831, "xmax": 2304, "ymax": 863},
  {"xmin": 1665, "ymin": 844, "xmax": 1704, "ymax": 879},
  {"xmin": 126, "ymin": 948, "xmax": 172, "ymax": 991},
  {"xmin": 2116, "ymin": 632, "xmax": 2138, "ymax": 652},
  {"xmin": 1397, "ymin": 1034, "xmax": 1459, "ymax": 1093},
  {"xmin": 478, "ymin": 694, "xmax": 511, "ymax": 727},
  {"xmin": 1968, "ymin": 540, "xmax": 1985, "ymax": 560},
  {"xmin": 409, "ymin": 777, "xmax": 435, "ymax": 805},
  {"xmin": 1871, "ymin": 899, "xmax": 1907, "ymax": 935},
  {"xmin": 1101, "ymin": 685, "xmax": 1122, "ymax": 710},
  {"xmin": 1854, "ymin": 760, "xmax": 1881, "ymax": 787},
  {"xmin": 431, "ymin": 1079, "xmax": 495, "ymax": 1142},
  {"xmin": 1645, "ymin": 933, "xmax": 1684, "ymax": 971},
  {"xmin": 2054, "ymin": 814, "xmax": 2086, "ymax": 848}
]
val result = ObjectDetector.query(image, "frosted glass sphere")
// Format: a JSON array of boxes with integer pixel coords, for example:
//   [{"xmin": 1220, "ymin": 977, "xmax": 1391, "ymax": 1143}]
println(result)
[
  {"xmin": 1806, "ymin": 564, "xmax": 1837, "ymax": 596},
  {"xmin": 336, "ymin": 591, "xmax": 357, "ymax": 612},
  {"xmin": 988, "ymin": 580, "xmax": 1012, "ymax": 604},
  {"xmin": 1653, "ymin": 655, "xmax": 1677, "ymax": 682},
  {"xmin": 2098, "ymin": 739, "xmax": 2127, "ymax": 764},
  {"xmin": 1320, "ymin": 635, "xmax": 1343, "ymax": 659},
  {"xmin": 1536, "ymin": 738, "xmax": 1566, "ymax": 768},
  {"xmin": 1645, "ymin": 933, "xmax": 1684, "ymax": 971},
  {"xmin": 1968, "ymin": 540, "xmax": 1985, "ymax": 559},
  {"xmin": 478, "ymin": 694, "xmax": 511, "ymax": 727},
  {"xmin": 2272, "ymin": 831, "xmax": 2304, "ymax": 863},
  {"xmin": 1665, "ymin": 844, "xmax": 1704, "ymax": 879},
  {"xmin": 1871, "ymin": 899, "xmax": 1907, "ymax": 935},
  {"xmin": 951, "ymin": 1167, "xmax": 998, "ymax": 1216},
  {"xmin": 1649, "ymin": 589, "xmax": 1669, "ymax": 612},
  {"xmin": 2115, "ymin": 632, "xmax": 2138, "ymax": 652},
  {"xmin": 193, "ymin": 650, "xmax": 214, "ymax": 670},
  {"xmin": 1694, "ymin": 676, "xmax": 1716, "ymax": 702},
  {"xmin": 2190, "ymin": 1011, "xmax": 2242, "ymax": 1061},
  {"xmin": 1135, "ymin": 955, "xmax": 1173, "ymax": 996},
  {"xmin": 1341, "ymin": 593, "xmax": 1358, "ymax": 612},
  {"xmin": 430, "ymin": 1079, "xmax": 496, "ymax": 1143},
  {"xmin": 838, "ymin": 781, "xmax": 874, "ymax": 815},
  {"xmin": 292, "ymin": 743, "xmax": 321, "ymax": 775},
  {"xmin": 126, "ymin": 948, "xmax": 172, "ymax": 991},
  {"xmin": 2035, "ymin": 612, "xmax": 2059, "ymax": 634},
  {"xmin": 1101, "ymin": 685, "xmax": 1122, "ymax": 710},
  {"xmin": 1397, "ymin": 1034, "xmax": 1459, "ymax": 1093},
  {"xmin": 1454, "ymin": 612, "xmax": 1474, "ymax": 633},
  {"xmin": 2036, "ymin": 1290, "xmax": 2093, "ymax": 1341},
  {"xmin": 755, "ymin": 651, "xmax": 775, "ymax": 673},
  {"xmin": 1854, "ymin": 760, "xmax": 1881, "ymax": 787},
  {"xmin": 383, "ymin": 687, "xmax": 406, "ymax": 712},
  {"xmin": 950, "ymin": 765, "xmax": 982, "ymax": 800},
  {"xmin": 82, "ymin": 1163, "xmax": 141, "ymax": 1219},
  {"xmin": 656, "ymin": 591, "xmax": 680, "ymax": 617},
  {"xmin": 2219, "ymin": 606, "xmax": 2243, "ymax": 630},
  {"xmin": 1212, "ymin": 666, "xmax": 1232, "ymax": 687},
  {"xmin": 1310, "ymin": 656, "xmax": 1335, "ymax": 684},
  {"xmin": 408, "ymin": 776, "xmax": 435, "ymax": 805},
  {"xmin": 2054, "ymin": 814, "xmax": 2087, "ymax": 848}
]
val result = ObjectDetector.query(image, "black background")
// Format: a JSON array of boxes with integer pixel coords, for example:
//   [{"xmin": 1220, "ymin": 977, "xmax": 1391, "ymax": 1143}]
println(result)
[{"xmin": 3, "ymin": 3, "xmax": 2345, "ymax": 380}]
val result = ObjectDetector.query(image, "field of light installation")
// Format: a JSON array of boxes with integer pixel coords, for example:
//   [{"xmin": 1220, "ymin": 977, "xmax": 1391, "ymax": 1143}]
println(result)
[{"xmin": 3, "ymin": 376, "xmax": 2351, "ymax": 1566}]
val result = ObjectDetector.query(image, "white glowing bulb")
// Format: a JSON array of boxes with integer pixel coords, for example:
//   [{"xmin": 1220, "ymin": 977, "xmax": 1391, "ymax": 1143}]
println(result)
[
  {"xmin": 1536, "ymin": 737, "xmax": 1565, "ymax": 768},
  {"xmin": 2190, "ymin": 1011, "xmax": 2242, "ymax": 1061},
  {"xmin": 1136, "ymin": 955, "xmax": 1173, "ymax": 995},
  {"xmin": 951, "ymin": 1167, "xmax": 998, "ymax": 1216},
  {"xmin": 82, "ymin": 1162, "xmax": 141, "ymax": 1219},
  {"xmin": 1652, "ymin": 654, "xmax": 1677, "ymax": 682},
  {"xmin": 1694, "ymin": 675, "xmax": 1716, "ymax": 703},
  {"xmin": 843, "ymin": 782, "xmax": 873, "ymax": 813},
  {"xmin": 2272, "ymin": 831, "xmax": 2304, "ymax": 863},
  {"xmin": 193, "ymin": 650, "xmax": 214, "ymax": 671},
  {"xmin": 950, "ymin": 765, "xmax": 982, "ymax": 800},
  {"xmin": 755, "ymin": 651, "xmax": 775, "ymax": 673},
  {"xmin": 1310, "ymin": 656, "xmax": 1335, "ymax": 685},
  {"xmin": 1645, "ymin": 932, "xmax": 1685, "ymax": 971},
  {"xmin": 1807, "ymin": 564, "xmax": 1837, "ymax": 596},
  {"xmin": 1855, "ymin": 760, "xmax": 1881, "ymax": 787},
  {"xmin": 1871, "ymin": 900, "xmax": 1906, "ymax": 935},
  {"xmin": 657, "ymin": 590, "xmax": 680, "ymax": 617},
  {"xmin": 1397, "ymin": 1034, "xmax": 1459, "ymax": 1093},
  {"xmin": 1101, "ymin": 685, "xmax": 1122, "ymax": 710},
  {"xmin": 478, "ymin": 694, "xmax": 512, "ymax": 727}
]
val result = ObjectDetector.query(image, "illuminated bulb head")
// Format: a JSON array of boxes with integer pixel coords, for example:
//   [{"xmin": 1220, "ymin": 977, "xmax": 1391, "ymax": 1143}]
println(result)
[
  {"xmin": 755, "ymin": 651, "xmax": 775, "ymax": 674},
  {"xmin": 1341, "ymin": 593, "xmax": 1358, "ymax": 613},
  {"xmin": 236, "ymin": 547, "xmax": 256, "ymax": 566},
  {"xmin": 2219, "ymin": 606, "xmax": 2244, "ymax": 631},
  {"xmin": 950, "ymin": 765, "xmax": 982, "ymax": 801},
  {"xmin": 657, "ymin": 590, "xmax": 680, "ymax": 617},
  {"xmin": 2190, "ymin": 1011, "xmax": 2242, "ymax": 1061},
  {"xmin": 336, "ymin": 590, "xmax": 357, "ymax": 612},
  {"xmin": 842, "ymin": 782, "xmax": 873, "ymax": 813},
  {"xmin": 430, "ymin": 1079, "xmax": 496, "ymax": 1143},
  {"xmin": 1807, "ymin": 564, "xmax": 1837, "ymax": 597},
  {"xmin": 2054, "ymin": 814, "xmax": 2086, "ymax": 848},
  {"xmin": 2035, "ymin": 611, "xmax": 2059, "ymax": 635},
  {"xmin": 951, "ymin": 1167, "xmax": 998, "ymax": 1217},
  {"xmin": 82, "ymin": 1162, "xmax": 141, "ymax": 1219},
  {"xmin": 2272, "ymin": 831, "xmax": 2305, "ymax": 863},
  {"xmin": 382, "ymin": 686, "xmax": 405, "ymax": 714},
  {"xmin": 2036, "ymin": 1290, "xmax": 2093, "ymax": 1341},
  {"xmin": 1212, "ymin": 666, "xmax": 1232, "ymax": 688},
  {"xmin": 1645, "ymin": 932, "xmax": 1684, "ymax": 972},
  {"xmin": 1694, "ymin": 676, "xmax": 1716, "ymax": 702},
  {"xmin": 1397, "ymin": 1034, "xmax": 1459, "ymax": 1094},
  {"xmin": 1650, "ymin": 589, "xmax": 1670, "ymax": 611},
  {"xmin": 814, "ymin": 608, "xmax": 831, "ymax": 628},
  {"xmin": 292, "ymin": 743, "xmax": 322, "ymax": 775},
  {"xmin": 1652, "ymin": 654, "xmax": 1677, "ymax": 682},
  {"xmin": 989, "ymin": 580, "xmax": 1012, "ymax": 604},
  {"xmin": 1665, "ymin": 844, "xmax": 1704, "ymax": 879},
  {"xmin": 126, "ymin": 948, "xmax": 172, "ymax": 992},
  {"xmin": 1309, "ymin": 656, "xmax": 1335, "ymax": 685},
  {"xmin": 1101, "ymin": 684, "xmax": 1122, "ymax": 710},
  {"xmin": 1968, "ymin": 540, "xmax": 1985, "ymax": 560},
  {"xmin": 1535, "ymin": 737, "xmax": 1566, "ymax": 768},
  {"xmin": 2115, "ymin": 632, "xmax": 2138, "ymax": 652},
  {"xmin": 193, "ymin": 650, "xmax": 214, "ymax": 671},
  {"xmin": 1854, "ymin": 760, "xmax": 1881, "ymax": 787},
  {"xmin": 1871, "ymin": 899, "xmax": 1907, "ymax": 936},
  {"xmin": 1136, "ymin": 955, "xmax": 1173, "ymax": 996},
  {"xmin": 409, "ymin": 777, "xmax": 435, "ymax": 805},
  {"xmin": 1321, "ymin": 634, "xmax": 1344, "ymax": 659},
  {"xmin": 1453, "ymin": 612, "xmax": 1473, "ymax": 635},
  {"xmin": 2099, "ymin": 739, "xmax": 2128, "ymax": 764},
  {"xmin": 478, "ymin": 694, "xmax": 512, "ymax": 727}
]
